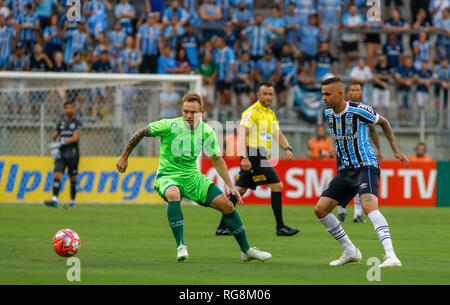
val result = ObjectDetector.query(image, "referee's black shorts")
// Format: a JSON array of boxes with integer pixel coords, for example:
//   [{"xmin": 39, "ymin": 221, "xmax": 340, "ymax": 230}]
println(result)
[
  {"xmin": 235, "ymin": 152, "xmax": 281, "ymax": 190},
  {"xmin": 321, "ymin": 166, "xmax": 380, "ymax": 208},
  {"xmin": 54, "ymin": 153, "xmax": 80, "ymax": 177}
]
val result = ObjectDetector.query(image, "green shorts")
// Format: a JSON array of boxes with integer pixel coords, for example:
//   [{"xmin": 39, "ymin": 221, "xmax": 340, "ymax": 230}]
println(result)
[{"xmin": 154, "ymin": 172, "xmax": 223, "ymax": 207}]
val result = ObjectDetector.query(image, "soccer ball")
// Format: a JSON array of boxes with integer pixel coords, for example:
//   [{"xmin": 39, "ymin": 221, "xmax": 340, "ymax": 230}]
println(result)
[{"xmin": 52, "ymin": 229, "xmax": 81, "ymax": 257}]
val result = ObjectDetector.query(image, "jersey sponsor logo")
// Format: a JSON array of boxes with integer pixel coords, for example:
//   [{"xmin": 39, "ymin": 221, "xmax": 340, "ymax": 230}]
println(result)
[
  {"xmin": 358, "ymin": 104, "xmax": 375, "ymax": 115},
  {"xmin": 332, "ymin": 133, "xmax": 358, "ymax": 140},
  {"xmin": 360, "ymin": 182, "xmax": 368, "ymax": 189}
]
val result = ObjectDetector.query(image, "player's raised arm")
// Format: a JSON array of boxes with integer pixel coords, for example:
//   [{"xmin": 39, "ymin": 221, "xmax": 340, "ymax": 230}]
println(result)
[
  {"xmin": 376, "ymin": 115, "xmax": 409, "ymax": 168},
  {"xmin": 116, "ymin": 127, "xmax": 151, "ymax": 173}
]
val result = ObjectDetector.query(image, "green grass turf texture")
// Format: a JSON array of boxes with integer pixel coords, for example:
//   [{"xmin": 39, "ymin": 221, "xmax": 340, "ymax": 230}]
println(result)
[{"xmin": 1, "ymin": 203, "xmax": 449, "ymax": 285}]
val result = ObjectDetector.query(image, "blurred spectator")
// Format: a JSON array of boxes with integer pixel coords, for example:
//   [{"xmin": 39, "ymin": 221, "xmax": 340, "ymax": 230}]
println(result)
[
  {"xmin": 36, "ymin": 0, "xmax": 57, "ymax": 30},
  {"xmin": 364, "ymin": 15, "xmax": 383, "ymax": 70},
  {"xmin": 107, "ymin": 21, "xmax": 126, "ymax": 57},
  {"xmin": 157, "ymin": 45, "xmax": 177, "ymax": 74},
  {"xmin": 432, "ymin": 7, "xmax": 450, "ymax": 62},
  {"xmin": 0, "ymin": 0, "xmax": 10, "ymax": 19},
  {"xmin": 53, "ymin": 51, "xmax": 68, "ymax": 71},
  {"xmin": 350, "ymin": 58, "xmax": 372, "ymax": 104},
  {"xmin": 219, "ymin": 21, "xmax": 239, "ymax": 51},
  {"xmin": 408, "ymin": 142, "xmax": 433, "ymax": 162},
  {"xmin": 382, "ymin": 33, "xmax": 404, "ymax": 72},
  {"xmin": 199, "ymin": 0, "xmax": 222, "ymax": 41},
  {"xmin": 415, "ymin": 60, "xmax": 436, "ymax": 110},
  {"xmin": 263, "ymin": 4, "xmax": 285, "ymax": 57},
  {"xmin": 30, "ymin": 42, "xmax": 53, "ymax": 71},
  {"xmin": 83, "ymin": 0, "xmax": 112, "ymax": 38},
  {"xmin": 43, "ymin": 14, "xmax": 63, "ymax": 57},
  {"xmin": 182, "ymin": 0, "xmax": 200, "ymax": 26},
  {"xmin": 241, "ymin": 13, "xmax": 275, "ymax": 62},
  {"xmin": 175, "ymin": 47, "xmax": 192, "ymax": 74},
  {"xmin": 311, "ymin": 41, "xmax": 337, "ymax": 81},
  {"xmin": 196, "ymin": 50, "xmax": 217, "ymax": 106},
  {"xmin": 296, "ymin": 0, "xmax": 317, "ymax": 28},
  {"xmin": 216, "ymin": 0, "xmax": 231, "ymax": 21},
  {"xmin": 395, "ymin": 56, "xmax": 415, "ymax": 122},
  {"xmin": 277, "ymin": 43, "xmax": 299, "ymax": 106},
  {"xmin": 384, "ymin": 8, "xmax": 410, "ymax": 43},
  {"xmin": 7, "ymin": 41, "xmax": 30, "ymax": 71},
  {"xmin": 233, "ymin": 49, "xmax": 255, "ymax": 106},
  {"xmin": 68, "ymin": 51, "xmax": 86, "ymax": 72},
  {"xmin": 384, "ymin": 0, "xmax": 404, "ymax": 20},
  {"xmin": 118, "ymin": 36, "xmax": 141, "ymax": 73},
  {"xmin": 7, "ymin": 0, "xmax": 27, "ymax": 20},
  {"xmin": 92, "ymin": 32, "xmax": 109, "ymax": 62},
  {"xmin": 317, "ymin": 0, "xmax": 342, "ymax": 55},
  {"xmin": 254, "ymin": 49, "xmax": 281, "ymax": 84},
  {"xmin": 0, "ymin": 14, "xmax": 16, "ymax": 69},
  {"xmin": 146, "ymin": 0, "xmax": 164, "ymax": 15},
  {"xmin": 179, "ymin": 23, "xmax": 200, "ymax": 68},
  {"xmin": 137, "ymin": 13, "xmax": 161, "ymax": 73},
  {"xmin": 298, "ymin": 14, "xmax": 320, "ymax": 66},
  {"xmin": 159, "ymin": 82, "xmax": 180, "ymax": 119},
  {"xmin": 411, "ymin": 0, "xmax": 431, "ymax": 24},
  {"xmin": 413, "ymin": 31, "xmax": 434, "ymax": 71},
  {"xmin": 91, "ymin": 49, "xmax": 112, "ymax": 72},
  {"xmin": 282, "ymin": 2, "xmax": 300, "ymax": 45},
  {"xmin": 434, "ymin": 57, "xmax": 449, "ymax": 126},
  {"xmin": 341, "ymin": 4, "xmax": 363, "ymax": 70},
  {"xmin": 18, "ymin": 3, "xmax": 40, "ymax": 55},
  {"xmin": 114, "ymin": 0, "xmax": 135, "ymax": 36},
  {"xmin": 164, "ymin": 16, "xmax": 185, "ymax": 51},
  {"xmin": 162, "ymin": 0, "xmax": 188, "ymax": 26},
  {"xmin": 6, "ymin": 42, "xmax": 29, "ymax": 115},
  {"xmin": 63, "ymin": 21, "xmax": 89, "ymax": 64},
  {"xmin": 411, "ymin": 8, "xmax": 432, "ymax": 48},
  {"xmin": 307, "ymin": 124, "xmax": 331, "ymax": 159},
  {"xmin": 231, "ymin": 1, "xmax": 253, "ymax": 31},
  {"xmin": 430, "ymin": 0, "xmax": 449, "ymax": 24},
  {"xmin": 213, "ymin": 36, "xmax": 235, "ymax": 104},
  {"xmin": 372, "ymin": 53, "xmax": 392, "ymax": 118}
]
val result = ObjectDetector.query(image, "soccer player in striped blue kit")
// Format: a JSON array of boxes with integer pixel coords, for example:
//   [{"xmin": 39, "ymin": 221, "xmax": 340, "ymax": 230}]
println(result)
[{"xmin": 315, "ymin": 77, "xmax": 409, "ymax": 268}]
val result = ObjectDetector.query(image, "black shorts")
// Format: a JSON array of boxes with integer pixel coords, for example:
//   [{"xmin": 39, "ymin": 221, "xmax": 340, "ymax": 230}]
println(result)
[
  {"xmin": 216, "ymin": 80, "xmax": 232, "ymax": 93},
  {"xmin": 342, "ymin": 41, "xmax": 359, "ymax": 53},
  {"xmin": 54, "ymin": 154, "xmax": 80, "ymax": 177},
  {"xmin": 321, "ymin": 166, "xmax": 380, "ymax": 208},
  {"xmin": 235, "ymin": 156, "xmax": 281, "ymax": 190}
]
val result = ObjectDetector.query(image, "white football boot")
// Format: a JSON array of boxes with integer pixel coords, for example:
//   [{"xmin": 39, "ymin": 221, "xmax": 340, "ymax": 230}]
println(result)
[
  {"xmin": 241, "ymin": 247, "xmax": 272, "ymax": 262},
  {"xmin": 177, "ymin": 244, "xmax": 188, "ymax": 262},
  {"xmin": 329, "ymin": 249, "xmax": 362, "ymax": 266},
  {"xmin": 380, "ymin": 255, "xmax": 402, "ymax": 268}
]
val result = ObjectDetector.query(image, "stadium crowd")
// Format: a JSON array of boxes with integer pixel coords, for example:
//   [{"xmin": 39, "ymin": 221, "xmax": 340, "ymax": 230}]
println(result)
[{"xmin": 0, "ymin": 0, "xmax": 449, "ymax": 122}]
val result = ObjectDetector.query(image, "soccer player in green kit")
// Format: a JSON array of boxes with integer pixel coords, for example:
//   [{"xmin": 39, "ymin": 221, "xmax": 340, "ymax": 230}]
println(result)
[{"xmin": 116, "ymin": 93, "xmax": 272, "ymax": 263}]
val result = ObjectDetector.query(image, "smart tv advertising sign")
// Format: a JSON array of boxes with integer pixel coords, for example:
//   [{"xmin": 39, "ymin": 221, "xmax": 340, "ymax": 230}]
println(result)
[{"xmin": 202, "ymin": 158, "xmax": 437, "ymax": 207}]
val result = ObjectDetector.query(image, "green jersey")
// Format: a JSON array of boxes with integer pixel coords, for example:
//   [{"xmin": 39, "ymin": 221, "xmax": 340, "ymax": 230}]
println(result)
[{"xmin": 148, "ymin": 117, "xmax": 220, "ymax": 177}]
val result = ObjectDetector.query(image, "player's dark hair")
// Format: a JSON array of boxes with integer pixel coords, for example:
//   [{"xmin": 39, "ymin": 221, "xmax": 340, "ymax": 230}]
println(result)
[
  {"xmin": 345, "ymin": 81, "xmax": 362, "ymax": 93},
  {"xmin": 321, "ymin": 77, "xmax": 342, "ymax": 86},
  {"xmin": 258, "ymin": 82, "xmax": 274, "ymax": 90}
]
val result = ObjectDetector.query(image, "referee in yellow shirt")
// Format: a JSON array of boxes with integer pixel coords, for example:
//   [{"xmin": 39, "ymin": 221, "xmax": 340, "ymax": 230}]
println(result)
[{"xmin": 216, "ymin": 82, "xmax": 300, "ymax": 236}]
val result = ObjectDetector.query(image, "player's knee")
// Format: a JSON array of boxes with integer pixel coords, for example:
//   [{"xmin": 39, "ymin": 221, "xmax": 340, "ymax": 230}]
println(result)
[
  {"xmin": 270, "ymin": 182, "xmax": 283, "ymax": 192},
  {"xmin": 165, "ymin": 187, "xmax": 181, "ymax": 202},
  {"xmin": 222, "ymin": 200, "xmax": 235, "ymax": 215},
  {"xmin": 314, "ymin": 205, "xmax": 327, "ymax": 219}
]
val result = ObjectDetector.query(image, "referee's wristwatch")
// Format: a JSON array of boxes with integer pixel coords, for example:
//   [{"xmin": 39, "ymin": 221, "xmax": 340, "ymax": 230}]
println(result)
[
  {"xmin": 285, "ymin": 145, "xmax": 293, "ymax": 152},
  {"xmin": 240, "ymin": 154, "xmax": 248, "ymax": 160}
]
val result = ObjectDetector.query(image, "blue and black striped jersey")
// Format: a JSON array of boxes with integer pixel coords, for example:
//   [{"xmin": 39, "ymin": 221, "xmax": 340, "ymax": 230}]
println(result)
[{"xmin": 324, "ymin": 101, "xmax": 379, "ymax": 170}]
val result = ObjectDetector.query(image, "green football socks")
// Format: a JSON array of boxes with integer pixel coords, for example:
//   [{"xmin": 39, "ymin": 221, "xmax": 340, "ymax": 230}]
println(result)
[
  {"xmin": 223, "ymin": 210, "xmax": 250, "ymax": 253},
  {"xmin": 167, "ymin": 201, "xmax": 184, "ymax": 247}
]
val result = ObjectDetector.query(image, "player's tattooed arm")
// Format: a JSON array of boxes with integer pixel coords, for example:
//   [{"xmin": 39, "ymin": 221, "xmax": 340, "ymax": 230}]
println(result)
[
  {"xmin": 377, "ymin": 116, "xmax": 409, "ymax": 167},
  {"xmin": 116, "ymin": 127, "xmax": 150, "ymax": 173},
  {"xmin": 368, "ymin": 125, "xmax": 383, "ymax": 162},
  {"xmin": 122, "ymin": 127, "xmax": 150, "ymax": 157}
]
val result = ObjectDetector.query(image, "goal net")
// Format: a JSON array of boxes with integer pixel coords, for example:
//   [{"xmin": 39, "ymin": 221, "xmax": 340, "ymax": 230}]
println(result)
[{"xmin": 0, "ymin": 72, "xmax": 202, "ymax": 157}]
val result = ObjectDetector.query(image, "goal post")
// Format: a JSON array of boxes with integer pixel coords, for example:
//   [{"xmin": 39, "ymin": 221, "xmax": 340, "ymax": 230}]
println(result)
[{"xmin": 0, "ymin": 72, "xmax": 202, "ymax": 157}]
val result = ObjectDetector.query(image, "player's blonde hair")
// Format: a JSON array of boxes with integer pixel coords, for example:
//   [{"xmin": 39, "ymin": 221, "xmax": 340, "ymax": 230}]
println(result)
[{"xmin": 182, "ymin": 93, "xmax": 204, "ymax": 110}]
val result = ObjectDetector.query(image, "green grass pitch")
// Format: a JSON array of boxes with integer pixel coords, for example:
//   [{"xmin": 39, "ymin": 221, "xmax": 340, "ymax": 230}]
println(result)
[{"xmin": 1, "ymin": 203, "xmax": 450, "ymax": 285}]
